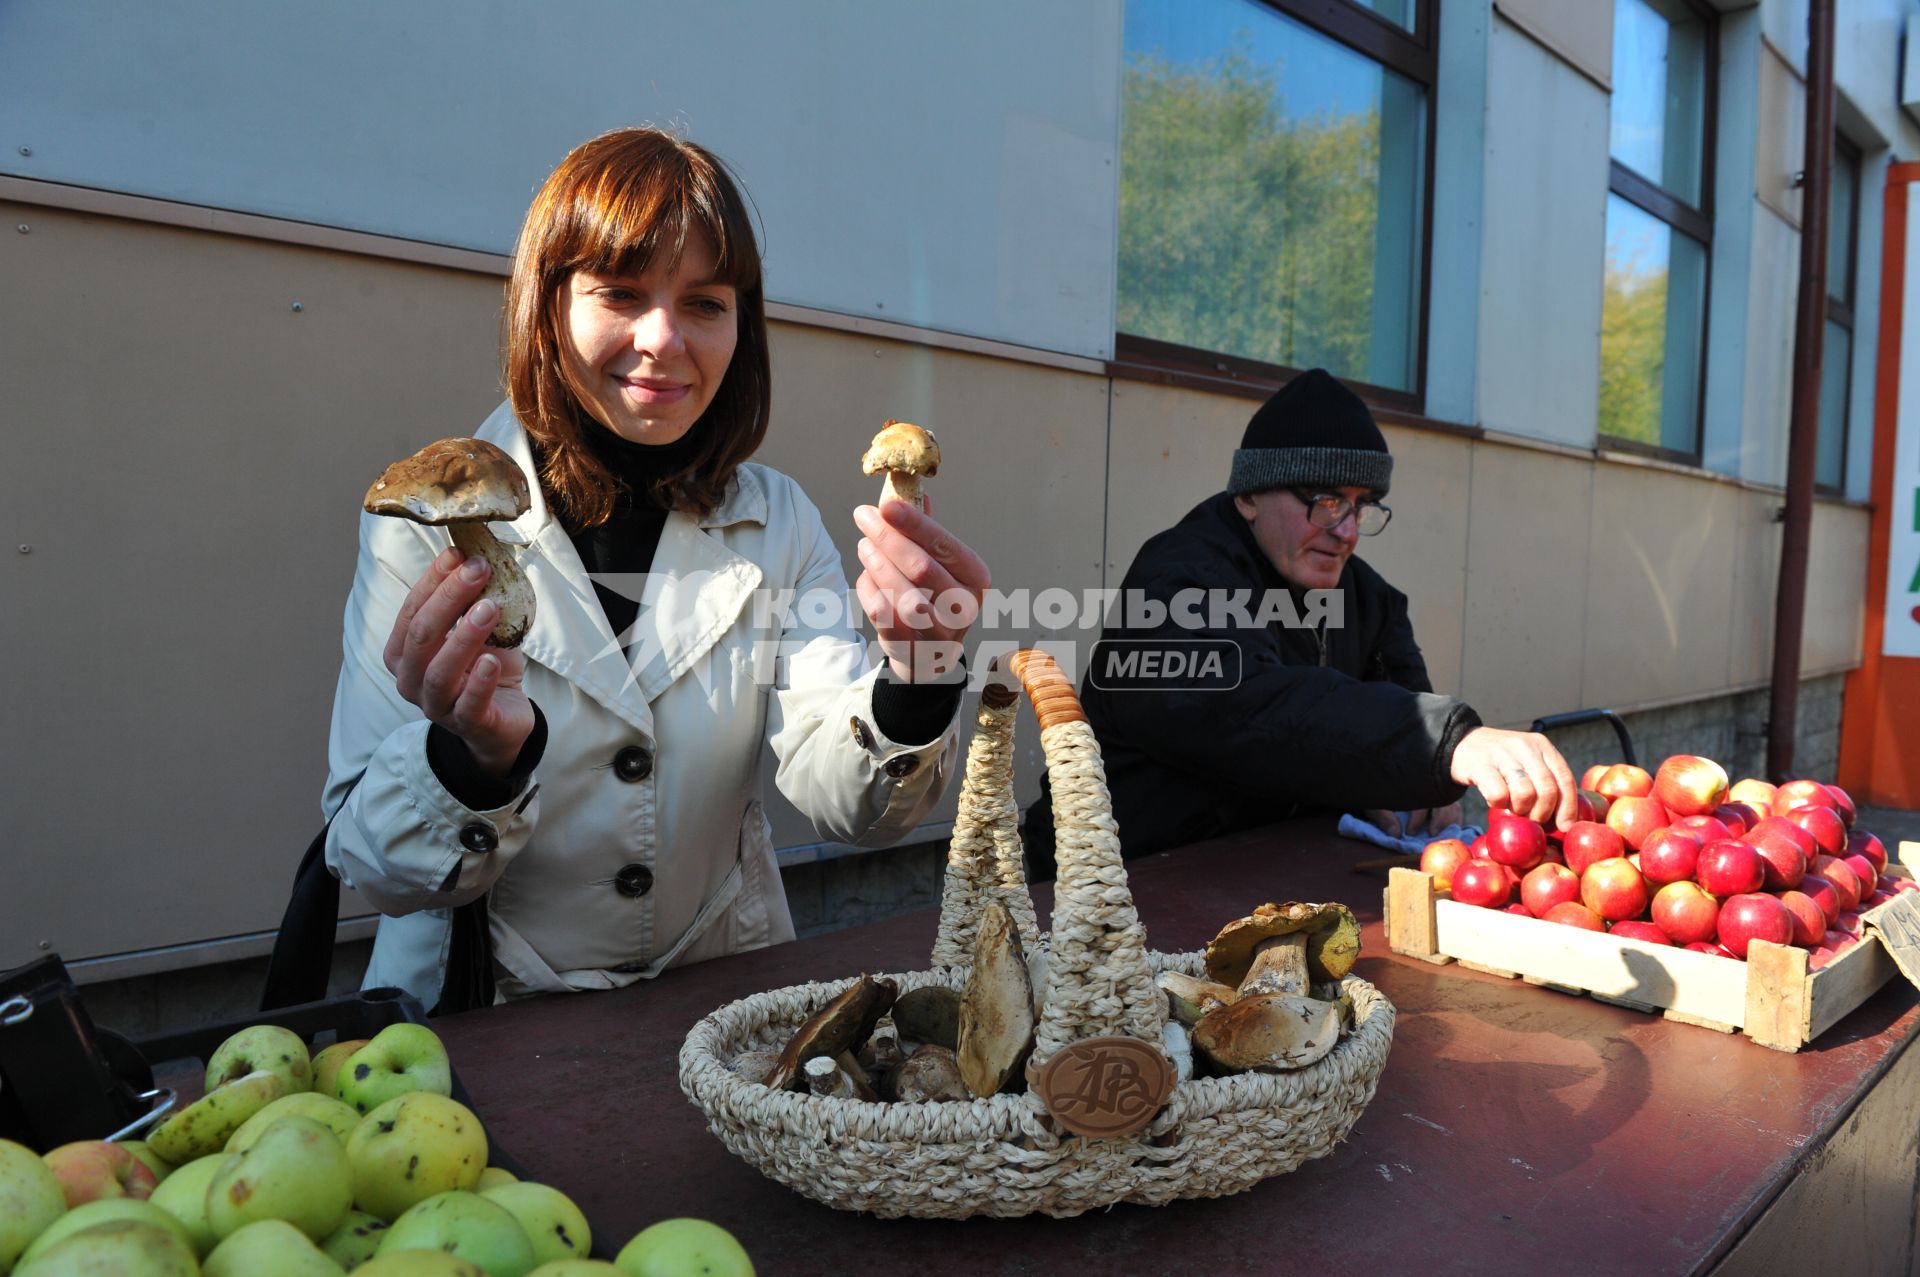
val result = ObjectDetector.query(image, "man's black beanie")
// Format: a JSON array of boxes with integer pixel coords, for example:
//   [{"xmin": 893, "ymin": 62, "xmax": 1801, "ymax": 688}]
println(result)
[{"xmin": 1228, "ymin": 368, "xmax": 1393, "ymax": 496}]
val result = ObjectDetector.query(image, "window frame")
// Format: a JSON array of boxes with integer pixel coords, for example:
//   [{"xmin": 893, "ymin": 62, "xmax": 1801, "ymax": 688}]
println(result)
[
  {"xmin": 1108, "ymin": 0, "xmax": 1440, "ymax": 414},
  {"xmin": 1815, "ymin": 133, "xmax": 1863, "ymax": 495},
  {"xmin": 1598, "ymin": 0, "xmax": 1720, "ymax": 465}
]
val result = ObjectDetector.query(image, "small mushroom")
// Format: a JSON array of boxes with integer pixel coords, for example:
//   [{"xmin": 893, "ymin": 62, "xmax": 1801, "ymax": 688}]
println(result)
[
  {"xmin": 855, "ymin": 1026, "xmax": 907, "ymax": 1080},
  {"xmin": 364, "ymin": 437, "xmax": 536, "ymax": 647},
  {"xmin": 890, "ymin": 1045, "xmax": 971, "ymax": 1103},
  {"xmin": 860, "ymin": 419, "xmax": 940, "ymax": 511},
  {"xmin": 1156, "ymin": 971, "xmax": 1237, "ymax": 1026},
  {"xmin": 1161, "ymin": 1021, "xmax": 1195, "ymax": 1083},
  {"xmin": 890, "ymin": 985, "xmax": 962, "ymax": 1051},
  {"xmin": 726, "ymin": 1048, "xmax": 780, "ymax": 1086},
  {"xmin": 802, "ymin": 1055, "xmax": 869, "ymax": 1100},
  {"xmin": 955, "ymin": 902, "xmax": 1037, "ymax": 1098},
  {"xmin": 767, "ymin": 974, "xmax": 898, "ymax": 1092},
  {"xmin": 1191, "ymin": 991, "xmax": 1344, "ymax": 1073}
]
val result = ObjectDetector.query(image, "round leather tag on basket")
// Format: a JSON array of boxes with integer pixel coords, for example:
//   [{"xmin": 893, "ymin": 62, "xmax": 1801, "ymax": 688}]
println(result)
[{"xmin": 1031, "ymin": 1036, "xmax": 1177, "ymax": 1139}]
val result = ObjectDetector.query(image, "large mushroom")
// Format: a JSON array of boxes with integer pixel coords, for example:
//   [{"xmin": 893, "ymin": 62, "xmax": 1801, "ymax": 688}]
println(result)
[
  {"xmin": 860, "ymin": 420, "xmax": 940, "ymax": 511},
  {"xmin": 364, "ymin": 438, "xmax": 536, "ymax": 648},
  {"xmin": 1191, "ymin": 902, "xmax": 1361, "ymax": 1074},
  {"xmin": 955, "ymin": 901, "xmax": 1036, "ymax": 1098}
]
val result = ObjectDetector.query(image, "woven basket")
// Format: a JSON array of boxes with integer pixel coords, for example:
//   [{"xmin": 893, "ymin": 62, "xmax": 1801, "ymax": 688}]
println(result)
[{"xmin": 680, "ymin": 650, "xmax": 1395, "ymax": 1219}]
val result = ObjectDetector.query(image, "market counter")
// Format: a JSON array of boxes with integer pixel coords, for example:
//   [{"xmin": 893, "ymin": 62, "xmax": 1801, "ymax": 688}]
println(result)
[{"xmin": 432, "ymin": 818, "xmax": 1920, "ymax": 1276}]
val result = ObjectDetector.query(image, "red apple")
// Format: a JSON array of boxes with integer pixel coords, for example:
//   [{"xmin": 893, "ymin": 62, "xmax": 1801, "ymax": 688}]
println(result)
[
  {"xmin": 1639, "ymin": 828, "xmax": 1705, "ymax": 886},
  {"xmin": 1469, "ymin": 834, "xmax": 1492, "ymax": 860},
  {"xmin": 1845, "ymin": 830, "xmax": 1888, "ymax": 876},
  {"xmin": 1582, "ymin": 789, "xmax": 1612, "ymax": 821},
  {"xmin": 1825, "ymin": 784, "xmax": 1857, "ymax": 828},
  {"xmin": 1696, "ymin": 840, "xmax": 1766, "ymax": 896},
  {"xmin": 1813, "ymin": 855, "xmax": 1864, "ymax": 912},
  {"xmin": 1610, "ymin": 919, "xmax": 1673, "ymax": 945},
  {"xmin": 1836, "ymin": 911, "xmax": 1865, "ymax": 937},
  {"xmin": 1716, "ymin": 892, "xmax": 1794, "ymax": 959},
  {"xmin": 1672, "ymin": 815, "xmax": 1734, "ymax": 845},
  {"xmin": 1580, "ymin": 857, "xmax": 1650, "ymax": 922},
  {"xmin": 1652, "ymin": 880, "xmax": 1722, "ymax": 946},
  {"xmin": 1864, "ymin": 888, "xmax": 1898, "ymax": 910},
  {"xmin": 1714, "ymin": 802, "xmax": 1762, "ymax": 835},
  {"xmin": 1797, "ymin": 873, "xmax": 1843, "ymax": 927},
  {"xmin": 1784, "ymin": 805, "xmax": 1847, "ymax": 856},
  {"xmin": 1521, "ymin": 862, "xmax": 1581, "ymax": 918},
  {"xmin": 1419, "ymin": 838, "xmax": 1471, "ymax": 893},
  {"xmin": 42, "ymin": 1141, "xmax": 159, "ymax": 1208},
  {"xmin": 1727, "ymin": 777, "xmax": 1778, "ymax": 809},
  {"xmin": 1772, "ymin": 778, "xmax": 1838, "ymax": 816},
  {"xmin": 1487, "ymin": 809, "xmax": 1548, "ymax": 869},
  {"xmin": 1596, "ymin": 763, "xmax": 1654, "ymax": 799},
  {"xmin": 1842, "ymin": 853, "xmax": 1880, "ymax": 895},
  {"xmin": 1544, "ymin": 900, "xmax": 1608, "ymax": 931},
  {"xmin": 1452, "ymin": 860, "xmax": 1512, "ymax": 908},
  {"xmin": 1606, "ymin": 795, "xmax": 1671, "ymax": 851},
  {"xmin": 1561, "ymin": 822, "xmax": 1628, "ymax": 877},
  {"xmin": 1744, "ymin": 816, "xmax": 1819, "ymax": 869},
  {"xmin": 1774, "ymin": 891, "xmax": 1826, "ymax": 947},
  {"xmin": 1652, "ymin": 754, "xmax": 1730, "ymax": 817},
  {"xmin": 1580, "ymin": 764, "xmax": 1611, "ymax": 792},
  {"xmin": 1502, "ymin": 902, "xmax": 1534, "ymax": 915},
  {"xmin": 1685, "ymin": 940, "xmax": 1737, "ymax": 958}
]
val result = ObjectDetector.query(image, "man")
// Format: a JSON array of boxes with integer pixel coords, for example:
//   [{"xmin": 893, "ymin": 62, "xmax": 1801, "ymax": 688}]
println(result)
[{"xmin": 1024, "ymin": 369, "xmax": 1576, "ymax": 873}]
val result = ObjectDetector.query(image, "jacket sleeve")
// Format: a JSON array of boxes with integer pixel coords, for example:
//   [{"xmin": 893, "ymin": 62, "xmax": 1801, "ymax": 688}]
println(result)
[
  {"xmin": 322, "ymin": 511, "xmax": 540, "ymax": 917},
  {"xmin": 762, "ymin": 495, "xmax": 961, "ymax": 846},
  {"xmin": 1092, "ymin": 554, "xmax": 1475, "ymax": 812},
  {"xmin": 1372, "ymin": 580, "xmax": 1435, "ymax": 694}
]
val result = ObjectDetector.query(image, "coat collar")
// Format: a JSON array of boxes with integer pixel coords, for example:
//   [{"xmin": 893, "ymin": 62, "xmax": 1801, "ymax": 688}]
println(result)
[{"xmin": 471, "ymin": 402, "xmax": 767, "ymax": 733}]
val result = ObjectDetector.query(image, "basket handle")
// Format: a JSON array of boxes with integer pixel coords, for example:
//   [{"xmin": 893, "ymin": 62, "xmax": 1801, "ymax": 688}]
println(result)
[{"xmin": 930, "ymin": 676, "xmax": 1041, "ymax": 970}]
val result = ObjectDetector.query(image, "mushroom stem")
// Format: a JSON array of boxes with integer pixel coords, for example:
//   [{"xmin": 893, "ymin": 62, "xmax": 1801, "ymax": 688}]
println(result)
[
  {"xmin": 879, "ymin": 469, "xmax": 924, "ymax": 511},
  {"xmin": 1237, "ymin": 934, "xmax": 1311, "ymax": 999},
  {"xmin": 448, "ymin": 522, "xmax": 534, "ymax": 648}
]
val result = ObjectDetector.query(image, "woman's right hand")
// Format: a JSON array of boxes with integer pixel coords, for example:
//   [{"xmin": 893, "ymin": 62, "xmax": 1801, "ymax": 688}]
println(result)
[{"xmin": 384, "ymin": 547, "xmax": 537, "ymax": 778}]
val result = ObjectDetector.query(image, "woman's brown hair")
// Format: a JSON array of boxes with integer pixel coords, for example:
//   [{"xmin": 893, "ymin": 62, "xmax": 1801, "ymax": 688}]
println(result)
[{"xmin": 505, "ymin": 127, "xmax": 770, "ymax": 525}]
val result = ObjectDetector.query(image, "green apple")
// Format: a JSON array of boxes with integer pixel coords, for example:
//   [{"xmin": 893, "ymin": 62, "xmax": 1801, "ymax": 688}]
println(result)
[
  {"xmin": 0, "ymin": 1137, "xmax": 68, "ymax": 1272},
  {"xmin": 204, "ymin": 1219, "xmax": 345, "ymax": 1277},
  {"xmin": 482, "ymin": 1182, "xmax": 591, "ymax": 1268},
  {"xmin": 335, "ymin": 1026, "xmax": 450, "ymax": 1116},
  {"xmin": 528, "ymin": 1264, "xmax": 624, "ymax": 1276},
  {"xmin": 475, "ymin": 1166, "xmax": 518, "ymax": 1191},
  {"xmin": 15, "ymin": 1200, "xmax": 195, "ymax": 1270},
  {"xmin": 207, "ymin": 1115, "xmax": 352, "ymax": 1242},
  {"xmin": 13, "ymin": 1219, "xmax": 197, "ymax": 1277},
  {"xmin": 149, "ymin": 1069, "xmax": 290, "ymax": 1164},
  {"xmin": 41, "ymin": 1140, "xmax": 159, "ymax": 1206},
  {"xmin": 228, "ymin": 1093, "xmax": 361, "ymax": 1152},
  {"xmin": 207, "ymin": 1024, "xmax": 313, "ymax": 1095},
  {"xmin": 352, "ymin": 1253, "xmax": 488, "ymax": 1276},
  {"xmin": 376, "ymin": 1191, "xmax": 535, "ymax": 1277},
  {"xmin": 615, "ymin": 1219, "xmax": 754, "ymax": 1277},
  {"xmin": 318, "ymin": 1208, "xmax": 388, "ymax": 1271},
  {"xmin": 147, "ymin": 1152, "xmax": 227, "ymax": 1256},
  {"xmin": 345, "ymin": 1093, "xmax": 486, "ymax": 1221},
  {"xmin": 311, "ymin": 1040, "xmax": 369, "ymax": 1098}
]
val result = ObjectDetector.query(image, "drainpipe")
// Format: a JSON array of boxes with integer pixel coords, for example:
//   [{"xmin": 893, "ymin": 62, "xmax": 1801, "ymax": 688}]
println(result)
[{"xmin": 1767, "ymin": 0, "xmax": 1836, "ymax": 782}]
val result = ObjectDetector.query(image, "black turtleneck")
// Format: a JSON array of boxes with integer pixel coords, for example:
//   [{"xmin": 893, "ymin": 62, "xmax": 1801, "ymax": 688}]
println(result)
[{"xmin": 429, "ymin": 427, "xmax": 959, "ymax": 812}]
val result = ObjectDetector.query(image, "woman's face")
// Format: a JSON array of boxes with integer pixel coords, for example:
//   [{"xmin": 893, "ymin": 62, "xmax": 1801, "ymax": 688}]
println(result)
[{"xmin": 560, "ymin": 230, "xmax": 739, "ymax": 446}]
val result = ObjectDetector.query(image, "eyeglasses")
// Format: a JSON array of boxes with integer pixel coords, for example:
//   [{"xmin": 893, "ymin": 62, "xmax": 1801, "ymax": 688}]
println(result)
[{"xmin": 1288, "ymin": 489, "xmax": 1392, "ymax": 536}]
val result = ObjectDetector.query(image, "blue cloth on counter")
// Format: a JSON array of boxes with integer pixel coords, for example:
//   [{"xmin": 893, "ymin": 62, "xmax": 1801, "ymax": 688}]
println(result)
[{"xmin": 1337, "ymin": 812, "xmax": 1484, "ymax": 856}]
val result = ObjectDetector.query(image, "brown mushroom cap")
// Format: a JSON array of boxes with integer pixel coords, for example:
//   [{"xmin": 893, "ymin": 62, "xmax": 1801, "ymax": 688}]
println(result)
[
  {"xmin": 1203, "ymin": 902, "xmax": 1357, "ymax": 987},
  {"xmin": 364, "ymin": 437, "xmax": 531, "ymax": 524},
  {"xmin": 767, "ymin": 974, "xmax": 898, "ymax": 1092},
  {"xmin": 861, "ymin": 420, "xmax": 940, "ymax": 478}
]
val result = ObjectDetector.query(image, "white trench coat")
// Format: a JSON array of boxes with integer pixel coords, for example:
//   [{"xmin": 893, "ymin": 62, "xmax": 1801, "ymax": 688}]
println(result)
[{"xmin": 324, "ymin": 402, "xmax": 960, "ymax": 1005}]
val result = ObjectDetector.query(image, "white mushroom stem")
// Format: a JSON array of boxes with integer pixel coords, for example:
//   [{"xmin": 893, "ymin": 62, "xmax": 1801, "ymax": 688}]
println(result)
[
  {"xmin": 448, "ymin": 522, "xmax": 535, "ymax": 648},
  {"xmin": 802, "ymin": 1055, "xmax": 857, "ymax": 1099},
  {"xmin": 878, "ymin": 469, "xmax": 925, "ymax": 511},
  {"xmin": 1237, "ymin": 934, "xmax": 1310, "ymax": 999}
]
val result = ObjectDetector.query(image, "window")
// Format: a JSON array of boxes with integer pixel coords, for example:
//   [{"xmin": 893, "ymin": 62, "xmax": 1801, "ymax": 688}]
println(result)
[
  {"xmin": 1817, "ymin": 137, "xmax": 1861, "ymax": 491},
  {"xmin": 1599, "ymin": 0, "xmax": 1715, "ymax": 456},
  {"xmin": 1114, "ymin": 0, "xmax": 1435, "ymax": 403}
]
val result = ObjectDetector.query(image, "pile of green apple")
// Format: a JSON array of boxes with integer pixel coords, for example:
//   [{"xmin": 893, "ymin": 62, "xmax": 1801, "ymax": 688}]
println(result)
[{"xmin": 0, "ymin": 1021, "xmax": 753, "ymax": 1277}]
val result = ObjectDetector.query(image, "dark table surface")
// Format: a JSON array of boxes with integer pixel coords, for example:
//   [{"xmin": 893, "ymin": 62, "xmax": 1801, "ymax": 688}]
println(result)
[{"xmin": 432, "ymin": 818, "xmax": 1920, "ymax": 1277}]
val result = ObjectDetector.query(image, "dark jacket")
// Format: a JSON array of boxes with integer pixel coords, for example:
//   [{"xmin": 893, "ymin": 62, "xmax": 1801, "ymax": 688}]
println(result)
[{"xmin": 1025, "ymin": 492, "xmax": 1479, "ymax": 872}]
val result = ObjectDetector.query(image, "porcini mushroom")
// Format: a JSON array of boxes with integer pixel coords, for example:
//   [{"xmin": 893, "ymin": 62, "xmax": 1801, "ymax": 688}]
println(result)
[
  {"xmin": 364, "ymin": 437, "xmax": 536, "ymax": 647},
  {"xmin": 890, "ymin": 1045, "xmax": 971, "ymax": 1103},
  {"xmin": 890, "ymin": 985, "xmax": 962, "ymax": 1051},
  {"xmin": 1191, "ymin": 991, "xmax": 1345, "ymax": 1073},
  {"xmin": 1203, "ymin": 901, "xmax": 1362, "ymax": 995},
  {"xmin": 860, "ymin": 419, "xmax": 940, "ymax": 510},
  {"xmin": 1156, "ymin": 971, "xmax": 1237, "ymax": 1026},
  {"xmin": 767, "ymin": 974, "xmax": 898, "ymax": 1092},
  {"xmin": 955, "ymin": 901, "xmax": 1037, "ymax": 1098}
]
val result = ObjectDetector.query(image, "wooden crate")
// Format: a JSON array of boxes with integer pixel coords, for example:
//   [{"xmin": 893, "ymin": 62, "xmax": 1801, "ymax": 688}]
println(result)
[{"xmin": 1384, "ymin": 841, "xmax": 1920, "ymax": 1052}]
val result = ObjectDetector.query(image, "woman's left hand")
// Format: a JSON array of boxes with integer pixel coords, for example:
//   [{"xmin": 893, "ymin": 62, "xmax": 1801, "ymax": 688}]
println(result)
[{"xmin": 852, "ymin": 500, "xmax": 990, "ymax": 682}]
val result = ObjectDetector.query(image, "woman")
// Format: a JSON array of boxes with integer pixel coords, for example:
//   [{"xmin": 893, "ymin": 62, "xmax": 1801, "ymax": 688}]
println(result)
[{"xmin": 324, "ymin": 128, "xmax": 988, "ymax": 1007}]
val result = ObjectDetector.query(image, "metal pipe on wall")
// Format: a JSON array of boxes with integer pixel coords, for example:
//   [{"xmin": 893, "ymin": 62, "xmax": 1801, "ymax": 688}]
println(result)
[{"xmin": 1767, "ymin": 0, "xmax": 1837, "ymax": 782}]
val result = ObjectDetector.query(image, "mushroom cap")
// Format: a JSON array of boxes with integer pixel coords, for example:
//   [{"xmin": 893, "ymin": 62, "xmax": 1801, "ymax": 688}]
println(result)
[
  {"xmin": 1203, "ymin": 901, "xmax": 1358, "ymax": 987},
  {"xmin": 861, "ymin": 420, "xmax": 940, "ymax": 477},
  {"xmin": 364, "ymin": 437, "xmax": 531, "ymax": 524}
]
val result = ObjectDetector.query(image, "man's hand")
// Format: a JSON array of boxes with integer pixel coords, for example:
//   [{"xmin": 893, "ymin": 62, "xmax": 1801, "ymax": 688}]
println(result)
[{"xmin": 1450, "ymin": 727, "xmax": 1580, "ymax": 829}]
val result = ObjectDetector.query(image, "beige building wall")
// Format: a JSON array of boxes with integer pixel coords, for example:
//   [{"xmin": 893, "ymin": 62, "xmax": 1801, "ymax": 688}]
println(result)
[{"xmin": 0, "ymin": 194, "xmax": 1870, "ymax": 975}]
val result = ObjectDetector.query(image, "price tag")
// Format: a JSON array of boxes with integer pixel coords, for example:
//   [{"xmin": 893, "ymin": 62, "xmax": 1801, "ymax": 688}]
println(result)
[
  {"xmin": 1031, "ymin": 1036, "xmax": 1176, "ymax": 1139},
  {"xmin": 1866, "ymin": 892, "xmax": 1920, "ymax": 991}
]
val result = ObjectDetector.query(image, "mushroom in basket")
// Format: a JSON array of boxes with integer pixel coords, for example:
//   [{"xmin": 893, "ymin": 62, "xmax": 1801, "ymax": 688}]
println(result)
[{"xmin": 1175, "ymin": 902, "xmax": 1361, "ymax": 1073}]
